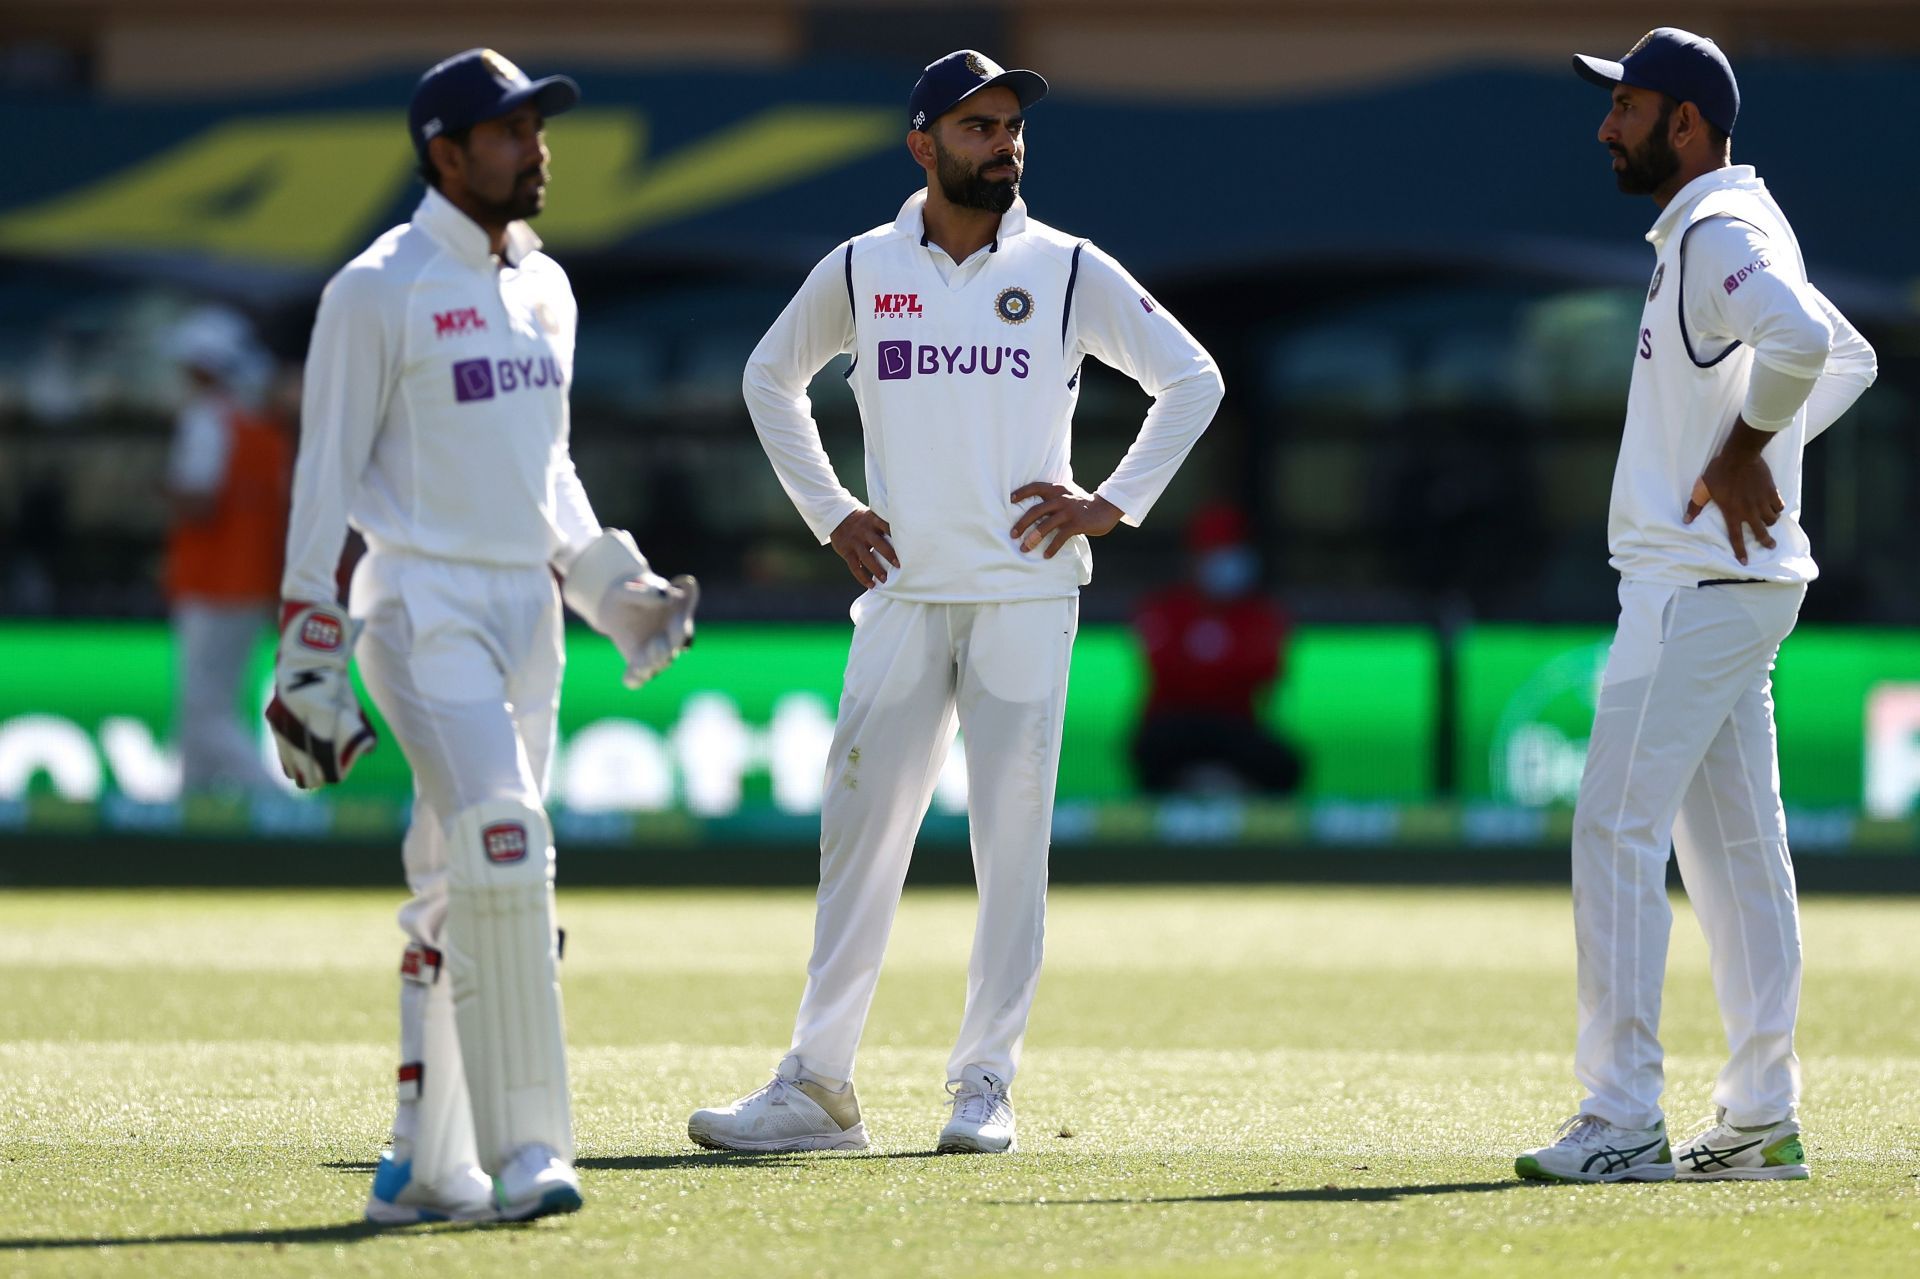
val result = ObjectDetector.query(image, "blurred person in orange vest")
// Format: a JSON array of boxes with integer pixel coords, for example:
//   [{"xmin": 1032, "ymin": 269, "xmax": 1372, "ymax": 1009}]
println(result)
[
  {"xmin": 1132, "ymin": 505, "xmax": 1303, "ymax": 795},
  {"xmin": 164, "ymin": 307, "xmax": 292, "ymax": 796}
]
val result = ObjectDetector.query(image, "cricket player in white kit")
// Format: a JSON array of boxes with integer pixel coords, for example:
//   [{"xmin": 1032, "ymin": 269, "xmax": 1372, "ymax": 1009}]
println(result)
[
  {"xmin": 1517, "ymin": 29, "xmax": 1876, "ymax": 1184},
  {"xmin": 269, "ymin": 49, "xmax": 696, "ymax": 1222},
  {"xmin": 689, "ymin": 50, "xmax": 1223, "ymax": 1154}
]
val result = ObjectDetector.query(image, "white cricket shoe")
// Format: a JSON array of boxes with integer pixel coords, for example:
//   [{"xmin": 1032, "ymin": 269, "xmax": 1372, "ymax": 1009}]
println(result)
[
  {"xmin": 1515, "ymin": 1114, "xmax": 1674, "ymax": 1183},
  {"xmin": 364, "ymin": 1150, "xmax": 495, "ymax": 1224},
  {"xmin": 937, "ymin": 1065, "xmax": 1016, "ymax": 1154},
  {"xmin": 491, "ymin": 1143, "xmax": 583, "ymax": 1221},
  {"xmin": 688, "ymin": 1061, "xmax": 869, "ymax": 1152},
  {"xmin": 1674, "ymin": 1110, "xmax": 1809, "ymax": 1180}
]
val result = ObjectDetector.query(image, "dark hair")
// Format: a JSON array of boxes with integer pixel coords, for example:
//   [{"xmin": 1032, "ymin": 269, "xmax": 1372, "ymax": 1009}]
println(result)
[
  {"xmin": 1705, "ymin": 120, "xmax": 1730, "ymax": 153},
  {"xmin": 416, "ymin": 125, "xmax": 474, "ymax": 190}
]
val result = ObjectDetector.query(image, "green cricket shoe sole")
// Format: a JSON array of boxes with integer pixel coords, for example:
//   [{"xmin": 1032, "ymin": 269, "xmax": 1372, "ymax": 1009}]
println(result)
[
  {"xmin": 1515, "ymin": 1141, "xmax": 1676, "ymax": 1184},
  {"xmin": 1676, "ymin": 1133, "xmax": 1810, "ymax": 1181}
]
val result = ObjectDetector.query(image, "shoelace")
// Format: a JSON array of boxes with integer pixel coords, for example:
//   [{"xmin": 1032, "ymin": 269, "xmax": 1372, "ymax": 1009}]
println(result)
[
  {"xmin": 1553, "ymin": 1113, "xmax": 1608, "ymax": 1145},
  {"xmin": 745, "ymin": 1074, "xmax": 803, "ymax": 1109},
  {"xmin": 947, "ymin": 1081, "xmax": 1010, "ymax": 1127},
  {"xmin": 1692, "ymin": 1113, "xmax": 1724, "ymax": 1136}
]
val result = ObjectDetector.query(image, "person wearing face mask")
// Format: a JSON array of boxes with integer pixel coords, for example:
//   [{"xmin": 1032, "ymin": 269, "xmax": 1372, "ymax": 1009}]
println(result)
[{"xmin": 1131, "ymin": 506, "xmax": 1303, "ymax": 796}]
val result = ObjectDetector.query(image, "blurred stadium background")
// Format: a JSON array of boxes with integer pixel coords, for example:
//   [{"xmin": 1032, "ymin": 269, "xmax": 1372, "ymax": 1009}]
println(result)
[{"xmin": 1, "ymin": 0, "xmax": 1917, "ymax": 883}]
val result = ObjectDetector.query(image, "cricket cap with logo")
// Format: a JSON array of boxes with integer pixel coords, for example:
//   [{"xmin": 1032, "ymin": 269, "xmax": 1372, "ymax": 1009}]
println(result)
[
  {"xmin": 1572, "ymin": 27, "xmax": 1740, "ymax": 136},
  {"xmin": 409, "ymin": 48, "xmax": 580, "ymax": 160},
  {"xmin": 907, "ymin": 49, "xmax": 1048, "ymax": 132}
]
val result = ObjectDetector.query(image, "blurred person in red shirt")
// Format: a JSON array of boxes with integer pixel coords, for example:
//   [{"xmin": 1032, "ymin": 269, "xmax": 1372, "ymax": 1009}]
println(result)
[
  {"xmin": 164, "ymin": 307, "xmax": 293, "ymax": 796},
  {"xmin": 1132, "ymin": 505, "xmax": 1303, "ymax": 795}
]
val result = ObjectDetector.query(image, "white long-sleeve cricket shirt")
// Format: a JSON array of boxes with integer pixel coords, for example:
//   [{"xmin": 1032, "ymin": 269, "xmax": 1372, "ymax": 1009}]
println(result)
[
  {"xmin": 1611, "ymin": 166, "xmax": 1876, "ymax": 586},
  {"xmin": 282, "ymin": 187, "xmax": 601, "ymax": 604},
  {"xmin": 744, "ymin": 190, "xmax": 1224, "ymax": 602}
]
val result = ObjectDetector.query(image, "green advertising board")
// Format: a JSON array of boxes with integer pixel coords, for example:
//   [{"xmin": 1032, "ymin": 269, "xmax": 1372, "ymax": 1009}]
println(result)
[
  {"xmin": 0, "ymin": 621, "xmax": 1435, "ymax": 811},
  {"xmin": 2, "ymin": 621, "xmax": 1915, "ymax": 856},
  {"xmin": 1458, "ymin": 626, "xmax": 1920, "ymax": 814}
]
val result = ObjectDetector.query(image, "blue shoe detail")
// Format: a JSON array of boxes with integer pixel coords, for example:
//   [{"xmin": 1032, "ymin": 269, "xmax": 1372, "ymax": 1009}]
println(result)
[
  {"xmin": 370, "ymin": 1152, "xmax": 412, "ymax": 1203},
  {"xmin": 367, "ymin": 1152, "xmax": 452, "ymax": 1223},
  {"xmin": 540, "ymin": 1184, "xmax": 584, "ymax": 1216},
  {"xmin": 490, "ymin": 1177, "xmax": 584, "ymax": 1221}
]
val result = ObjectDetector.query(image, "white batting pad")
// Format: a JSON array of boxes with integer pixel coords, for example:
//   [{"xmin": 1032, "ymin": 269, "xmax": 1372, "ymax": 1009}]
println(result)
[
  {"xmin": 392, "ymin": 940, "xmax": 482, "ymax": 1191},
  {"xmin": 444, "ymin": 800, "xmax": 573, "ymax": 1168}
]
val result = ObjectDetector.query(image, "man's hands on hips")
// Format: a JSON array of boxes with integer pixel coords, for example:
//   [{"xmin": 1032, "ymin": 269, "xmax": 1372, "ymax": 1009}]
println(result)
[
  {"xmin": 1010, "ymin": 483, "xmax": 1124, "ymax": 559},
  {"xmin": 1685, "ymin": 418, "xmax": 1785, "ymax": 565},
  {"xmin": 830, "ymin": 508, "xmax": 899, "ymax": 588},
  {"xmin": 265, "ymin": 601, "xmax": 377, "ymax": 789}
]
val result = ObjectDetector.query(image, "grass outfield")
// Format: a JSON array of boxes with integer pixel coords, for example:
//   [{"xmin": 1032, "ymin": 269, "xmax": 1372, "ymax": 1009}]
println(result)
[{"xmin": 1, "ymin": 883, "xmax": 1917, "ymax": 1277}]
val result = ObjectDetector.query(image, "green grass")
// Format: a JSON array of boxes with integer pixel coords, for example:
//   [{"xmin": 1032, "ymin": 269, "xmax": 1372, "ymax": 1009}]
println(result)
[{"xmin": 2, "ymin": 883, "xmax": 1917, "ymax": 1276}]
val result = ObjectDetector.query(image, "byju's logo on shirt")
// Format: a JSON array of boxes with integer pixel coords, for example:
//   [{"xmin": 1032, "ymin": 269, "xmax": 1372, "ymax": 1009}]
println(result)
[
  {"xmin": 1724, "ymin": 258, "xmax": 1771, "ymax": 294},
  {"xmin": 874, "ymin": 292, "xmax": 924, "ymax": 319},
  {"xmin": 876, "ymin": 341, "xmax": 1030, "ymax": 381},
  {"xmin": 452, "ymin": 356, "xmax": 564, "ymax": 403}
]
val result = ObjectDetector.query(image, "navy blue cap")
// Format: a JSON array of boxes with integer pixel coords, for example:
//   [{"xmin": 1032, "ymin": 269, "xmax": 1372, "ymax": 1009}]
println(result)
[
  {"xmin": 908, "ymin": 49, "xmax": 1047, "ymax": 132},
  {"xmin": 1573, "ymin": 28, "xmax": 1739, "ymax": 136},
  {"xmin": 409, "ymin": 48, "xmax": 580, "ymax": 160}
]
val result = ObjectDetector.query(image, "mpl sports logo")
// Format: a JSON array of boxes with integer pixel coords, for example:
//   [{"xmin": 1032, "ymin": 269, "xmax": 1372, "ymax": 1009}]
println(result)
[
  {"xmin": 874, "ymin": 292, "xmax": 924, "ymax": 319},
  {"xmin": 453, "ymin": 355, "xmax": 565, "ymax": 403},
  {"xmin": 876, "ymin": 341, "xmax": 1030, "ymax": 381},
  {"xmin": 433, "ymin": 307, "xmax": 487, "ymax": 338},
  {"xmin": 1724, "ymin": 257, "xmax": 1771, "ymax": 294},
  {"xmin": 482, "ymin": 821, "xmax": 530, "ymax": 865}
]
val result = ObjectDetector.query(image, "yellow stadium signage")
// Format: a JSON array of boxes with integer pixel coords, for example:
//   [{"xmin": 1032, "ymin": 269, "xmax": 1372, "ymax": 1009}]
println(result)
[{"xmin": 0, "ymin": 106, "xmax": 896, "ymax": 267}]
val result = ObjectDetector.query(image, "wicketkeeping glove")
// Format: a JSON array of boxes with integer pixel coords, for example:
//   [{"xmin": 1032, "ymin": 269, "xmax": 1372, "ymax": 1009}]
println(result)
[
  {"xmin": 562, "ymin": 529, "xmax": 699, "ymax": 689},
  {"xmin": 264, "ymin": 601, "xmax": 378, "ymax": 788}
]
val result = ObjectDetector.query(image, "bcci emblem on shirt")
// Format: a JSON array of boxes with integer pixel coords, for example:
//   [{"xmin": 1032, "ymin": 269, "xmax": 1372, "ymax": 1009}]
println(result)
[{"xmin": 994, "ymin": 286, "xmax": 1034, "ymax": 325}]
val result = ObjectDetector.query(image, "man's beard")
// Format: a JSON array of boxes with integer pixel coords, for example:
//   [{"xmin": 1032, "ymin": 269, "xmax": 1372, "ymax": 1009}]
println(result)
[
  {"xmin": 1612, "ymin": 102, "xmax": 1680, "ymax": 194},
  {"xmin": 934, "ymin": 140, "xmax": 1019, "ymax": 213},
  {"xmin": 473, "ymin": 165, "xmax": 547, "ymax": 222}
]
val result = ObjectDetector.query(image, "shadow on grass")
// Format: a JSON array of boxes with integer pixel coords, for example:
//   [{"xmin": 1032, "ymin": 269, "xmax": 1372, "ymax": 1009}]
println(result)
[
  {"xmin": 1011, "ymin": 1180, "xmax": 1531, "ymax": 1206},
  {"xmin": 325, "ymin": 1152, "xmax": 953, "ymax": 1177},
  {"xmin": 326, "ymin": 1144, "xmax": 960, "ymax": 1175},
  {"xmin": 580, "ymin": 1149, "xmax": 949, "ymax": 1170},
  {"xmin": 0, "ymin": 1219, "xmax": 498, "ymax": 1250}
]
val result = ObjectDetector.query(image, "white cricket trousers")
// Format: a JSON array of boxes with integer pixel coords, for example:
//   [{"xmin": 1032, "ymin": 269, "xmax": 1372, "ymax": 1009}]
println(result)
[
  {"xmin": 172, "ymin": 598, "xmax": 276, "ymax": 794},
  {"xmin": 350, "ymin": 549, "xmax": 567, "ymax": 1173},
  {"xmin": 1573, "ymin": 578, "xmax": 1806, "ymax": 1131},
  {"xmin": 788, "ymin": 593, "xmax": 1079, "ymax": 1089}
]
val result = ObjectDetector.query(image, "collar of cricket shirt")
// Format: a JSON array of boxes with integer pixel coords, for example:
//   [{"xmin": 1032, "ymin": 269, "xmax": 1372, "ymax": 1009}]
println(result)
[
  {"xmin": 893, "ymin": 188, "xmax": 1031, "ymax": 255},
  {"xmin": 414, "ymin": 185, "xmax": 544, "ymax": 269},
  {"xmin": 1644, "ymin": 163, "xmax": 1762, "ymax": 249}
]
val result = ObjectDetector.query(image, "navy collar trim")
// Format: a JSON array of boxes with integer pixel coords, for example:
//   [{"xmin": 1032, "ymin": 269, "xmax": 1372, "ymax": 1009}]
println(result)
[{"xmin": 918, "ymin": 232, "xmax": 999, "ymax": 254}]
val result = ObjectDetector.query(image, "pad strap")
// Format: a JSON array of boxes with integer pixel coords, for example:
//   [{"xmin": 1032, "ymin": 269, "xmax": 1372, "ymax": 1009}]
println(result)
[{"xmin": 400, "ymin": 942, "xmax": 444, "ymax": 985}]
